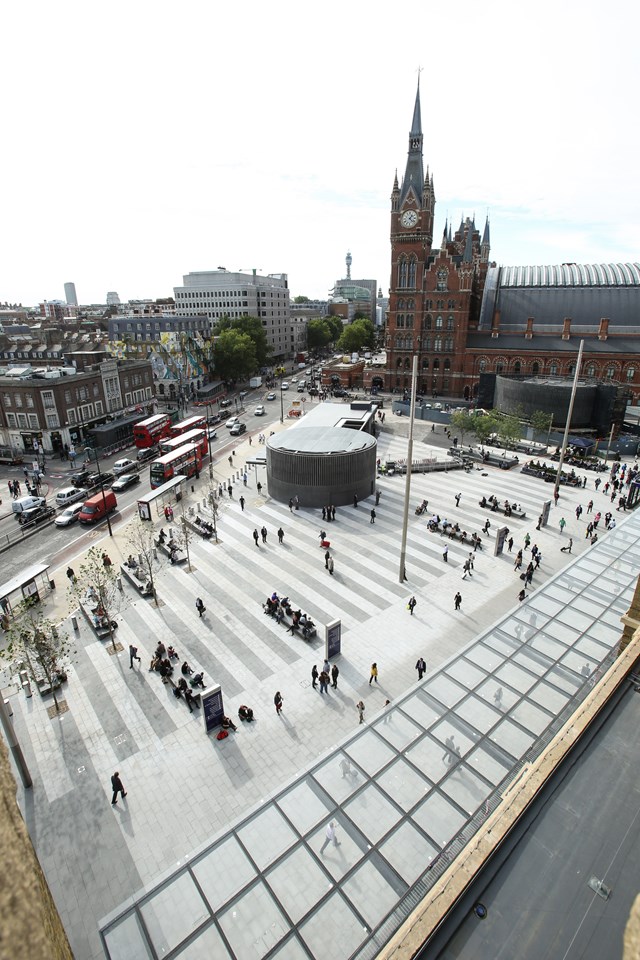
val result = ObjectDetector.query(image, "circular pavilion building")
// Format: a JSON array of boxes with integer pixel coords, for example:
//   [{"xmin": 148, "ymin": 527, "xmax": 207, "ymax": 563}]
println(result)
[{"xmin": 266, "ymin": 427, "xmax": 377, "ymax": 507}]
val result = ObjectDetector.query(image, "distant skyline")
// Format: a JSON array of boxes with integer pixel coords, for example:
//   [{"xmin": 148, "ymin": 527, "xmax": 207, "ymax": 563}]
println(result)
[{"xmin": 2, "ymin": 0, "xmax": 637, "ymax": 308}]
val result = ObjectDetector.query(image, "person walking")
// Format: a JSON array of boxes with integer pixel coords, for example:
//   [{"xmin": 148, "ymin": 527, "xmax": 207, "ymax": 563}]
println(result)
[
  {"xmin": 129, "ymin": 644, "xmax": 141, "ymax": 669},
  {"xmin": 353, "ymin": 494, "xmax": 358, "ymax": 508},
  {"xmin": 370, "ymin": 508, "xmax": 376, "ymax": 524},
  {"xmin": 66, "ymin": 566, "xmax": 76, "ymax": 584},
  {"xmin": 462, "ymin": 559, "xmax": 471, "ymax": 581},
  {"xmin": 195, "ymin": 597, "xmax": 205, "ymax": 618},
  {"xmin": 327, "ymin": 556, "xmax": 334, "ymax": 576},
  {"xmin": 454, "ymin": 592, "xmax": 462, "ymax": 611},
  {"xmin": 524, "ymin": 533, "xmax": 531, "ymax": 550},
  {"xmin": 514, "ymin": 550, "xmax": 523, "ymax": 570},
  {"xmin": 416, "ymin": 656, "xmax": 426, "ymax": 680},
  {"xmin": 575, "ymin": 504, "xmax": 583, "ymax": 520},
  {"xmin": 369, "ymin": 662, "xmax": 378, "ymax": 685},
  {"xmin": 289, "ymin": 498, "xmax": 294, "ymax": 512},
  {"xmin": 257, "ymin": 482, "xmax": 262, "ymax": 495},
  {"xmin": 322, "ymin": 506, "xmax": 326, "ymax": 521},
  {"xmin": 443, "ymin": 735, "xmax": 456, "ymax": 764},
  {"xmin": 320, "ymin": 820, "xmax": 340, "ymax": 854},
  {"xmin": 111, "ymin": 771, "xmax": 127, "ymax": 805},
  {"xmin": 553, "ymin": 490, "xmax": 560, "ymax": 505},
  {"xmin": 277, "ymin": 527, "xmax": 284, "ymax": 543},
  {"xmin": 331, "ymin": 663, "xmax": 339, "ymax": 689},
  {"xmin": 507, "ymin": 536, "xmax": 514, "ymax": 552},
  {"xmin": 482, "ymin": 518, "xmax": 491, "ymax": 535},
  {"xmin": 252, "ymin": 528, "xmax": 259, "ymax": 547},
  {"xmin": 559, "ymin": 517, "xmax": 566, "ymax": 534},
  {"xmin": 239, "ymin": 496, "xmax": 245, "ymax": 512},
  {"xmin": 375, "ymin": 490, "xmax": 381, "ymax": 506},
  {"xmin": 331, "ymin": 505, "xmax": 336, "ymax": 521},
  {"xmin": 518, "ymin": 588, "xmax": 526, "ymax": 602},
  {"xmin": 443, "ymin": 545, "xmax": 448, "ymax": 563},
  {"xmin": 455, "ymin": 492, "xmax": 461, "ymax": 507},
  {"xmin": 311, "ymin": 664, "xmax": 318, "ymax": 689},
  {"xmin": 587, "ymin": 499, "xmax": 594, "ymax": 513},
  {"xmin": 536, "ymin": 515, "xmax": 542, "ymax": 531},
  {"xmin": 227, "ymin": 484, "xmax": 233, "ymax": 498},
  {"xmin": 274, "ymin": 691, "xmax": 283, "ymax": 715},
  {"xmin": 357, "ymin": 700, "xmax": 366, "ymax": 724},
  {"xmin": 324, "ymin": 549, "xmax": 331, "ymax": 569},
  {"xmin": 261, "ymin": 526, "xmax": 268, "ymax": 544},
  {"xmin": 408, "ymin": 596, "xmax": 417, "ymax": 615}
]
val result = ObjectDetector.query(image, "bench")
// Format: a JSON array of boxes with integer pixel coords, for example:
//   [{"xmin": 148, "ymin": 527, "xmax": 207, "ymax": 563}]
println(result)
[
  {"xmin": 152, "ymin": 666, "xmax": 202, "ymax": 710},
  {"xmin": 262, "ymin": 601, "xmax": 318, "ymax": 640},
  {"xmin": 427, "ymin": 522, "xmax": 483, "ymax": 549},
  {"xmin": 78, "ymin": 599, "xmax": 117, "ymax": 639},
  {"xmin": 155, "ymin": 539, "xmax": 188, "ymax": 564},
  {"xmin": 479, "ymin": 498, "xmax": 526, "ymax": 520},
  {"xmin": 120, "ymin": 564, "xmax": 153, "ymax": 596}
]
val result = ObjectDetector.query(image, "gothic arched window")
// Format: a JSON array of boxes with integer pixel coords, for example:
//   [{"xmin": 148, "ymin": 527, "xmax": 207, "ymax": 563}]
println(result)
[
  {"xmin": 444, "ymin": 358, "xmax": 451, "ymax": 371},
  {"xmin": 437, "ymin": 268, "xmax": 448, "ymax": 292},
  {"xmin": 404, "ymin": 358, "xmax": 411, "ymax": 370},
  {"xmin": 406, "ymin": 315, "xmax": 414, "ymax": 329},
  {"xmin": 448, "ymin": 299, "xmax": 456, "ymax": 309},
  {"xmin": 424, "ymin": 315, "xmax": 432, "ymax": 331},
  {"xmin": 408, "ymin": 257, "xmax": 417, "ymax": 288},
  {"xmin": 397, "ymin": 315, "xmax": 405, "ymax": 328},
  {"xmin": 398, "ymin": 258, "xmax": 408, "ymax": 288},
  {"xmin": 434, "ymin": 337, "xmax": 442, "ymax": 352},
  {"xmin": 445, "ymin": 338, "xmax": 453, "ymax": 351},
  {"xmin": 532, "ymin": 362, "xmax": 540, "ymax": 375},
  {"xmin": 447, "ymin": 316, "xmax": 454, "ymax": 330},
  {"xmin": 422, "ymin": 359, "xmax": 429, "ymax": 370},
  {"xmin": 436, "ymin": 316, "xmax": 443, "ymax": 329}
]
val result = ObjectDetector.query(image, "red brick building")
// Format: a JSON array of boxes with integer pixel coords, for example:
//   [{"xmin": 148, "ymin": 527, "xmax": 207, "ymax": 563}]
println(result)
[{"xmin": 381, "ymin": 84, "xmax": 640, "ymax": 404}]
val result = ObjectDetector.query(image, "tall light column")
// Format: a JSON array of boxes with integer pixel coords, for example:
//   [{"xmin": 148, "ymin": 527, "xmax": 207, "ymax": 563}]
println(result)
[
  {"xmin": 398, "ymin": 352, "xmax": 418, "ymax": 583},
  {"xmin": 553, "ymin": 339, "xmax": 584, "ymax": 501}
]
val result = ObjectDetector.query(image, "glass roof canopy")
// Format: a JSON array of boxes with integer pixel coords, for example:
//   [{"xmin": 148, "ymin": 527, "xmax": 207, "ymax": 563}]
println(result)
[{"xmin": 100, "ymin": 515, "xmax": 640, "ymax": 960}]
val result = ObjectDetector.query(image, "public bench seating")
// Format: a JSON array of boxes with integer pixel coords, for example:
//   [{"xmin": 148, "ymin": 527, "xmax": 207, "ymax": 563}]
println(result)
[
  {"xmin": 120, "ymin": 563, "xmax": 153, "ymax": 596},
  {"xmin": 479, "ymin": 497, "xmax": 526, "ymax": 520},
  {"xmin": 155, "ymin": 538, "xmax": 188, "ymax": 564}
]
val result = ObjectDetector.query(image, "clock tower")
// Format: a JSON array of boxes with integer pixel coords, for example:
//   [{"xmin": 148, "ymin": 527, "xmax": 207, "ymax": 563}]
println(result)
[{"xmin": 386, "ymin": 80, "xmax": 434, "ymax": 390}]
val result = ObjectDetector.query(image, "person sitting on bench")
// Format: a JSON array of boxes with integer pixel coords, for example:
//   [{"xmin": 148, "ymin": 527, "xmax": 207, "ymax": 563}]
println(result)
[
  {"xmin": 167, "ymin": 645, "xmax": 179, "ymax": 659},
  {"xmin": 274, "ymin": 607, "xmax": 284, "ymax": 624},
  {"xmin": 125, "ymin": 555, "xmax": 138, "ymax": 569},
  {"xmin": 191, "ymin": 672, "xmax": 205, "ymax": 689},
  {"xmin": 238, "ymin": 705, "xmax": 254, "ymax": 722},
  {"xmin": 181, "ymin": 660, "xmax": 193, "ymax": 675},
  {"xmin": 185, "ymin": 688, "xmax": 199, "ymax": 712},
  {"xmin": 155, "ymin": 641, "xmax": 166, "ymax": 659},
  {"xmin": 158, "ymin": 528, "xmax": 167, "ymax": 544}
]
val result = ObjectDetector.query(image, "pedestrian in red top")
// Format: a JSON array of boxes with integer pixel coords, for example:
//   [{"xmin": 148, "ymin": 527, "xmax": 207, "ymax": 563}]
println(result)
[{"xmin": 274, "ymin": 691, "xmax": 283, "ymax": 715}]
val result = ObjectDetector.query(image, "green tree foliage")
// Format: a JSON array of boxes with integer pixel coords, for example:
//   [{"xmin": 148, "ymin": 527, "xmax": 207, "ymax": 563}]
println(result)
[
  {"xmin": 325, "ymin": 316, "xmax": 345, "ymax": 342},
  {"xmin": 2, "ymin": 605, "xmax": 75, "ymax": 713},
  {"xmin": 126, "ymin": 517, "xmax": 162, "ymax": 605},
  {"xmin": 70, "ymin": 546, "xmax": 122, "ymax": 652},
  {"xmin": 337, "ymin": 319, "xmax": 376, "ymax": 354},
  {"xmin": 216, "ymin": 315, "xmax": 270, "ymax": 369},
  {"xmin": 495, "ymin": 413, "xmax": 523, "ymax": 450},
  {"xmin": 531, "ymin": 409, "xmax": 553, "ymax": 440},
  {"xmin": 307, "ymin": 318, "xmax": 332, "ymax": 350},
  {"xmin": 470, "ymin": 413, "xmax": 500, "ymax": 445},
  {"xmin": 214, "ymin": 329, "xmax": 257, "ymax": 381},
  {"xmin": 293, "ymin": 295, "xmax": 310, "ymax": 303},
  {"xmin": 449, "ymin": 410, "xmax": 474, "ymax": 444}
]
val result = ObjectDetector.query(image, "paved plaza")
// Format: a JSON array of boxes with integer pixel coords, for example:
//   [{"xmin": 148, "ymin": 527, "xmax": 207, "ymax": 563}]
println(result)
[{"xmin": 2, "ymin": 419, "xmax": 630, "ymax": 959}]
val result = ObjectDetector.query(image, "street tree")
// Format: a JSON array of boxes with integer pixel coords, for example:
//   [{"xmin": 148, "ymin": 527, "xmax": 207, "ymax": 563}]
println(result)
[
  {"xmin": 2, "ymin": 604, "xmax": 75, "ymax": 714},
  {"xmin": 216, "ymin": 315, "xmax": 271, "ymax": 369},
  {"xmin": 449, "ymin": 410, "xmax": 474, "ymax": 445},
  {"xmin": 325, "ymin": 316, "xmax": 344, "ymax": 343},
  {"xmin": 70, "ymin": 546, "xmax": 122, "ymax": 652},
  {"xmin": 531, "ymin": 409, "xmax": 553, "ymax": 443},
  {"xmin": 213, "ymin": 329, "xmax": 257, "ymax": 381},
  {"xmin": 338, "ymin": 319, "xmax": 375, "ymax": 354},
  {"xmin": 126, "ymin": 516, "xmax": 162, "ymax": 605},
  {"xmin": 495, "ymin": 413, "xmax": 523, "ymax": 451},
  {"xmin": 470, "ymin": 413, "xmax": 500, "ymax": 445},
  {"xmin": 307, "ymin": 318, "xmax": 332, "ymax": 350}
]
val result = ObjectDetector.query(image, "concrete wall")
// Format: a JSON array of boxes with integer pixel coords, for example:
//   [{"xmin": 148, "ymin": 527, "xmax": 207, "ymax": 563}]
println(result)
[
  {"xmin": 495, "ymin": 377, "xmax": 596, "ymax": 426},
  {"xmin": 266, "ymin": 444, "xmax": 377, "ymax": 507}
]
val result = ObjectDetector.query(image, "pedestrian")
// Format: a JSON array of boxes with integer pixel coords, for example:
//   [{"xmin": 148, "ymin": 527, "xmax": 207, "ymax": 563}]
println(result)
[
  {"xmin": 357, "ymin": 700, "xmax": 365, "ymax": 724},
  {"xmin": 289, "ymin": 498, "xmax": 294, "ymax": 512},
  {"xmin": 324, "ymin": 550, "xmax": 331, "ymax": 569},
  {"xmin": 102, "ymin": 552, "xmax": 112, "ymax": 568},
  {"xmin": 129, "ymin": 644, "xmax": 141, "ymax": 668},
  {"xmin": 416, "ymin": 656, "xmax": 426, "ymax": 680},
  {"xmin": 331, "ymin": 505, "xmax": 336, "ymax": 521},
  {"xmin": 586, "ymin": 499, "xmax": 593, "ymax": 513},
  {"xmin": 320, "ymin": 820, "xmax": 340, "ymax": 854},
  {"xmin": 454, "ymin": 591, "xmax": 462, "ymax": 611},
  {"xmin": 559, "ymin": 517, "xmax": 566, "ymax": 533},
  {"xmin": 327, "ymin": 556, "xmax": 334, "ymax": 576},
  {"xmin": 331, "ymin": 663, "xmax": 339, "ymax": 689},
  {"xmin": 534, "ymin": 552, "xmax": 541, "ymax": 568},
  {"xmin": 594, "ymin": 478, "xmax": 601, "ymax": 491},
  {"xmin": 219, "ymin": 485, "xmax": 224, "ymax": 498},
  {"xmin": 408, "ymin": 596, "xmax": 417, "ymax": 615},
  {"xmin": 507, "ymin": 536, "xmax": 514, "ymax": 552},
  {"xmin": 319, "ymin": 670, "xmax": 329, "ymax": 694},
  {"xmin": 257, "ymin": 482, "xmax": 262, "ymax": 495},
  {"xmin": 111, "ymin": 771, "xmax": 127, "ymax": 805},
  {"xmin": 524, "ymin": 533, "xmax": 531, "ymax": 550},
  {"xmin": 553, "ymin": 490, "xmax": 559, "ymax": 505},
  {"xmin": 494, "ymin": 686, "xmax": 503, "ymax": 708},
  {"xmin": 252, "ymin": 528, "xmax": 259, "ymax": 546},
  {"xmin": 66, "ymin": 566, "xmax": 76, "ymax": 584},
  {"xmin": 323, "ymin": 658, "xmax": 330, "ymax": 675},
  {"xmin": 274, "ymin": 691, "xmax": 283, "ymax": 715},
  {"xmin": 353, "ymin": 493, "xmax": 358, "ymax": 508},
  {"xmin": 443, "ymin": 735, "xmax": 456, "ymax": 764},
  {"xmin": 239, "ymin": 495, "xmax": 245, "ymax": 511},
  {"xmin": 261, "ymin": 525, "xmax": 268, "ymax": 544},
  {"xmin": 228, "ymin": 456, "xmax": 233, "ymax": 467},
  {"xmin": 536, "ymin": 515, "xmax": 542, "ymax": 531},
  {"xmin": 482, "ymin": 519, "xmax": 490, "ymax": 534},
  {"xmin": 195, "ymin": 597, "xmax": 205, "ymax": 617},
  {"xmin": 518, "ymin": 588, "xmax": 526, "ymax": 602},
  {"xmin": 322, "ymin": 506, "xmax": 326, "ymax": 521},
  {"xmin": 455, "ymin": 493, "xmax": 461, "ymax": 507},
  {"xmin": 277, "ymin": 527, "xmax": 284, "ymax": 543},
  {"xmin": 311, "ymin": 664, "xmax": 318, "ymax": 689},
  {"xmin": 375, "ymin": 490, "xmax": 381, "ymax": 506},
  {"xmin": 369, "ymin": 662, "xmax": 378, "ymax": 685},
  {"xmin": 575, "ymin": 505, "xmax": 583, "ymax": 520},
  {"xmin": 228, "ymin": 484, "xmax": 233, "ymax": 498},
  {"xmin": 443, "ymin": 545, "xmax": 448, "ymax": 563},
  {"xmin": 243, "ymin": 473, "xmax": 248, "ymax": 486},
  {"xmin": 370, "ymin": 508, "xmax": 376, "ymax": 524}
]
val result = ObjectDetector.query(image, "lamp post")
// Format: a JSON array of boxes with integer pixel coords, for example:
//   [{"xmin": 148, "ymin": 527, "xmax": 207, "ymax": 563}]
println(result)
[
  {"xmin": 399, "ymin": 350, "xmax": 419, "ymax": 583},
  {"xmin": 83, "ymin": 446, "xmax": 114, "ymax": 538},
  {"xmin": 280, "ymin": 385, "xmax": 284, "ymax": 424}
]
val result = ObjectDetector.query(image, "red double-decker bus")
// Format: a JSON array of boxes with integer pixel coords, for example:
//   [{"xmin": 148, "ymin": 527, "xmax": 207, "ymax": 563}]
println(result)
[
  {"xmin": 160, "ymin": 428, "xmax": 209, "ymax": 459},
  {"xmin": 150, "ymin": 443, "xmax": 203, "ymax": 489},
  {"xmin": 134, "ymin": 414, "xmax": 173, "ymax": 449},
  {"xmin": 171, "ymin": 415, "xmax": 207, "ymax": 440}
]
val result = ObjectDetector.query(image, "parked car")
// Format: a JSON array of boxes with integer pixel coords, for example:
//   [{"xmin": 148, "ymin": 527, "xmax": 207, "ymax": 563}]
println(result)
[
  {"xmin": 113, "ymin": 458, "xmax": 138, "ymax": 476},
  {"xmin": 85, "ymin": 471, "xmax": 115, "ymax": 488},
  {"xmin": 136, "ymin": 445, "xmax": 160, "ymax": 463},
  {"xmin": 220, "ymin": 399, "xmax": 232, "ymax": 408},
  {"xmin": 111, "ymin": 473, "xmax": 141, "ymax": 492},
  {"xmin": 266, "ymin": 392, "xmax": 277, "ymax": 401},
  {"xmin": 55, "ymin": 487, "xmax": 85, "ymax": 508},
  {"xmin": 281, "ymin": 382, "xmax": 289, "ymax": 391},
  {"xmin": 230, "ymin": 421, "xmax": 247, "ymax": 436},
  {"xmin": 254, "ymin": 405, "xmax": 265, "ymax": 416},
  {"xmin": 12, "ymin": 495, "xmax": 47, "ymax": 516},
  {"xmin": 225, "ymin": 416, "xmax": 240, "ymax": 429},
  {"xmin": 55, "ymin": 503, "xmax": 84, "ymax": 527},
  {"xmin": 18, "ymin": 505, "xmax": 55, "ymax": 527},
  {"xmin": 70, "ymin": 469, "xmax": 92, "ymax": 487}
]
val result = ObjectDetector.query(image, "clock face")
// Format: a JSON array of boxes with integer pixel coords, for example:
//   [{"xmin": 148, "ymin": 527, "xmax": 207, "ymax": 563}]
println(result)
[{"xmin": 401, "ymin": 210, "xmax": 418, "ymax": 228}]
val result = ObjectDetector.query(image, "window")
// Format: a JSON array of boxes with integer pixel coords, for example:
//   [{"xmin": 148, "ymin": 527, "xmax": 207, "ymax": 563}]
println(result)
[
  {"xmin": 17, "ymin": 414, "xmax": 28, "ymax": 429},
  {"xmin": 434, "ymin": 337, "xmax": 442, "ymax": 352},
  {"xmin": 408, "ymin": 258, "xmax": 417, "ymax": 287},
  {"xmin": 626, "ymin": 367, "xmax": 635, "ymax": 381},
  {"xmin": 424, "ymin": 315, "xmax": 432, "ymax": 331},
  {"xmin": 398, "ymin": 257, "xmax": 407, "ymax": 288},
  {"xmin": 42, "ymin": 390, "xmax": 55, "ymax": 409},
  {"xmin": 448, "ymin": 299, "xmax": 456, "ymax": 309},
  {"xmin": 447, "ymin": 316, "xmax": 454, "ymax": 330},
  {"xmin": 549, "ymin": 362, "xmax": 558, "ymax": 375},
  {"xmin": 606, "ymin": 366, "xmax": 615, "ymax": 379},
  {"xmin": 94, "ymin": 400, "xmax": 103, "ymax": 416},
  {"xmin": 46, "ymin": 413, "xmax": 59, "ymax": 428},
  {"xmin": 422, "ymin": 359, "xmax": 429, "ymax": 370},
  {"xmin": 406, "ymin": 315, "xmax": 414, "ymax": 329},
  {"xmin": 444, "ymin": 359, "xmax": 451, "ymax": 371},
  {"xmin": 14, "ymin": 395, "xmax": 23, "ymax": 407},
  {"xmin": 6, "ymin": 413, "xmax": 16, "ymax": 428},
  {"xmin": 433, "ymin": 359, "xmax": 440, "ymax": 370},
  {"xmin": 445, "ymin": 338, "xmax": 453, "ymax": 352},
  {"xmin": 586, "ymin": 364, "xmax": 596, "ymax": 377},
  {"xmin": 28, "ymin": 414, "xmax": 39, "ymax": 429},
  {"xmin": 397, "ymin": 299, "xmax": 405, "ymax": 310},
  {"xmin": 2, "ymin": 393, "xmax": 11, "ymax": 407},
  {"xmin": 68, "ymin": 409, "xmax": 77, "ymax": 425},
  {"xmin": 436, "ymin": 316, "xmax": 443, "ymax": 329},
  {"xmin": 423, "ymin": 337, "xmax": 431, "ymax": 350},
  {"xmin": 532, "ymin": 362, "xmax": 540, "ymax": 375},
  {"xmin": 513, "ymin": 361, "xmax": 521, "ymax": 375},
  {"xmin": 25, "ymin": 394, "xmax": 34, "ymax": 408},
  {"xmin": 397, "ymin": 315, "xmax": 405, "ymax": 328},
  {"xmin": 436, "ymin": 268, "xmax": 448, "ymax": 292}
]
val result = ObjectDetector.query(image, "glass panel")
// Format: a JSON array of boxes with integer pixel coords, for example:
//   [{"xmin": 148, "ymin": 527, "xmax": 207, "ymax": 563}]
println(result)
[
  {"xmin": 343, "ymin": 785, "xmax": 402, "ymax": 844},
  {"xmin": 313, "ymin": 753, "xmax": 367, "ymax": 803},
  {"xmin": 528, "ymin": 681, "xmax": 570, "ymax": 713},
  {"xmin": 489, "ymin": 719, "xmax": 536, "ymax": 759},
  {"xmin": 440, "ymin": 765, "xmax": 493, "ymax": 814},
  {"xmin": 424, "ymin": 674, "xmax": 468, "ymax": 708},
  {"xmin": 192, "ymin": 836, "xmax": 256, "ymax": 913},
  {"xmin": 412, "ymin": 792, "xmax": 467, "ymax": 849},
  {"xmin": 494, "ymin": 662, "xmax": 537, "ymax": 695},
  {"xmin": 398, "ymin": 692, "xmax": 443, "ymax": 730},
  {"xmin": 377, "ymin": 757, "xmax": 430, "ymax": 812},
  {"xmin": 455, "ymin": 695, "xmax": 502, "ymax": 734},
  {"xmin": 269, "ymin": 937, "xmax": 311, "ymax": 960},
  {"xmin": 139, "ymin": 874, "xmax": 209, "ymax": 956},
  {"xmin": 309, "ymin": 818, "xmax": 367, "ymax": 880},
  {"xmin": 175, "ymin": 923, "xmax": 232, "ymax": 958},
  {"xmin": 465, "ymin": 745, "xmax": 512, "ymax": 787},
  {"xmin": 373, "ymin": 711, "xmax": 422, "ymax": 751},
  {"xmin": 345, "ymin": 730, "xmax": 397, "ymax": 776},
  {"xmin": 102, "ymin": 912, "xmax": 153, "ymax": 960},
  {"xmin": 237, "ymin": 807, "xmax": 298, "ymax": 871},
  {"xmin": 469, "ymin": 643, "xmax": 506, "ymax": 672},
  {"xmin": 342, "ymin": 858, "xmax": 405, "ymax": 928},
  {"xmin": 445, "ymin": 658, "xmax": 487, "ymax": 689},
  {"xmin": 299, "ymin": 892, "xmax": 367, "ymax": 959},
  {"xmin": 476, "ymin": 679, "xmax": 519, "ymax": 712},
  {"xmin": 218, "ymin": 881, "xmax": 288, "ymax": 960},
  {"xmin": 277, "ymin": 779, "xmax": 333, "ymax": 836},
  {"xmin": 380, "ymin": 821, "xmax": 439, "ymax": 885},
  {"xmin": 266, "ymin": 846, "xmax": 333, "ymax": 923},
  {"xmin": 510, "ymin": 700, "xmax": 553, "ymax": 736},
  {"xmin": 406, "ymin": 735, "xmax": 455, "ymax": 784}
]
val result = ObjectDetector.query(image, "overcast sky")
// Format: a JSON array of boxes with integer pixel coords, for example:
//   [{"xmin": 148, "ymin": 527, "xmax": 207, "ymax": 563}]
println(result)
[{"xmin": 2, "ymin": 0, "xmax": 637, "ymax": 308}]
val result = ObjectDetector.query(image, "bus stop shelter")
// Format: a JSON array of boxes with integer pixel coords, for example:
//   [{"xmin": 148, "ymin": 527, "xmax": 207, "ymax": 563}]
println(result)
[
  {"xmin": 137, "ymin": 476, "xmax": 185, "ymax": 521},
  {"xmin": 0, "ymin": 563, "xmax": 53, "ymax": 617}
]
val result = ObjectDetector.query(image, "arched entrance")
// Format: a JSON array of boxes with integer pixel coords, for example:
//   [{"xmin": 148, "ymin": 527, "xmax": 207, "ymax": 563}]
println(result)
[{"xmin": 463, "ymin": 386, "xmax": 470, "ymax": 400}]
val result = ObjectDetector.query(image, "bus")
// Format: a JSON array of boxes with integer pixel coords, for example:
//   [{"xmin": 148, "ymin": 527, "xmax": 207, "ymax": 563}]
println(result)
[
  {"xmin": 150, "ymin": 443, "xmax": 203, "ymax": 489},
  {"xmin": 134, "ymin": 414, "xmax": 173, "ymax": 449},
  {"xmin": 160, "ymin": 428, "xmax": 209, "ymax": 459},
  {"xmin": 171, "ymin": 415, "xmax": 207, "ymax": 440}
]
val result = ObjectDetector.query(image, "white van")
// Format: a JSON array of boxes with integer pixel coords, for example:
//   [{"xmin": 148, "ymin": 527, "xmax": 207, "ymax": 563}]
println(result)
[
  {"xmin": 12, "ymin": 495, "xmax": 46, "ymax": 516},
  {"xmin": 56, "ymin": 486, "xmax": 85, "ymax": 507}
]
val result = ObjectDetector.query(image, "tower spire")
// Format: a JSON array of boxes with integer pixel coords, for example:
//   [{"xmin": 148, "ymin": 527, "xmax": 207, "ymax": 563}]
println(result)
[{"xmin": 399, "ymin": 78, "xmax": 424, "ymax": 206}]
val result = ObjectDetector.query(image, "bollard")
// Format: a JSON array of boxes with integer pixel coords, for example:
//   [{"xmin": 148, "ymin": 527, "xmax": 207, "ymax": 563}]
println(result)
[
  {"xmin": 117, "ymin": 576, "xmax": 123, "ymax": 593},
  {"xmin": 72, "ymin": 614, "xmax": 79, "ymax": 631},
  {"xmin": 153, "ymin": 548, "xmax": 158, "ymax": 560}
]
